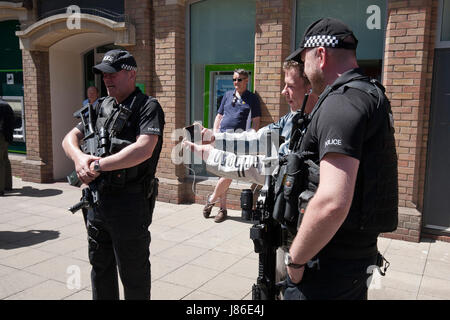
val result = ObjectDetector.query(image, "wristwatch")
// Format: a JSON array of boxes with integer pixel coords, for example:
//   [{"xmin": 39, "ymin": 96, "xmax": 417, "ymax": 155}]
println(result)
[
  {"xmin": 284, "ymin": 252, "xmax": 306, "ymax": 269},
  {"xmin": 93, "ymin": 159, "xmax": 101, "ymax": 172}
]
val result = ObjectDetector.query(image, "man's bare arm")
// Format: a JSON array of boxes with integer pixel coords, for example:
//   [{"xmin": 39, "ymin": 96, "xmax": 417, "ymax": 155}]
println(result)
[
  {"xmin": 287, "ymin": 152, "xmax": 360, "ymax": 283},
  {"xmin": 91, "ymin": 134, "xmax": 159, "ymax": 172}
]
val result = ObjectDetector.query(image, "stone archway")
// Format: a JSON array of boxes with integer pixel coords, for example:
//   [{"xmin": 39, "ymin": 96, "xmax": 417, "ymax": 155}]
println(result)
[
  {"xmin": 16, "ymin": 13, "xmax": 135, "ymax": 51},
  {"xmin": 15, "ymin": 13, "xmax": 135, "ymax": 182}
]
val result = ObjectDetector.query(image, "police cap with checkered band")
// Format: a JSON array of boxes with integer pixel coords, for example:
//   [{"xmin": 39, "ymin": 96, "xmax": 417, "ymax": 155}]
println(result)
[
  {"xmin": 93, "ymin": 49, "xmax": 137, "ymax": 74},
  {"xmin": 286, "ymin": 17, "xmax": 358, "ymax": 62}
]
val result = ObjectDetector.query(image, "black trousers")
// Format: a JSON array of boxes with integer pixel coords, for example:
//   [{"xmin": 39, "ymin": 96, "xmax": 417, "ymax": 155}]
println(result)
[
  {"xmin": 283, "ymin": 254, "xmax": 378, "ymax": 300},
  {"xmin": 83, "ymin": 191, "xmax": 154, "ymax": 300}
]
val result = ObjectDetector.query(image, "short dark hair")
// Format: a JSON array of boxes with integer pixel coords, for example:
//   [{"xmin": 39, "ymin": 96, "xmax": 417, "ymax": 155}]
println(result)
[
  {"xmin": 87, "ymin": 86, "xmax": 98, "ymax": 92},
  {"xmin": 283, "ymin": 60, "xmax": 309, "ymax": 85},
  {"xmin": 234, "ymin": 68, "xmax": 249, "ymax": 78}
]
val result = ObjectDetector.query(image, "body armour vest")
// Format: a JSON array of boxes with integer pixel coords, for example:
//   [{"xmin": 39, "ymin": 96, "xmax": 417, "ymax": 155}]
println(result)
[
  {"xmin": 94, "ymin": 92, "xmax": 155, "ymax": 187},
  {"xmin": 298, "ymin": 77, "xmax": 398, "ymax": 233}
]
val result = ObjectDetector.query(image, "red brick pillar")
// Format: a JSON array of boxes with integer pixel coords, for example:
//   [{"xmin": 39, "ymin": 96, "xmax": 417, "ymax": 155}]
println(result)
[
  {"xmin": 254, "ymin": 0, "xmax": 293, "ymax": 127},
  {"xmin": 21, "ymin": 50, "xmax": 53, "ymax": 183},
  {"xmin": 152, "ymin": 0, "xmax": 188, "ymax": 204},
  {"xmin": 124, "ymin": 0, "xmax": 153, "ymax": 93},
  {"xmin": 383, "ymin": 0, "xmax": 436, "ymax": 242}
]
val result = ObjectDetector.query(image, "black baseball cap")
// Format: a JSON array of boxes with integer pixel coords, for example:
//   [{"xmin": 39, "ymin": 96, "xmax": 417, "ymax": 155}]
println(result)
[
  {"xmin": 286, "ymin": 17, "xmax": 358, "ymax": 62},
  {"xmin": 93, "ymin": 49, "xmax": 137, "ymax": 74}
]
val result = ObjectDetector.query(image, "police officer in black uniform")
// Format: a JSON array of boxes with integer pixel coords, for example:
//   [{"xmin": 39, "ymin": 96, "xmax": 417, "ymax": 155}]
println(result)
[
  {"xmin": 282, "ymin": 18, "xmax": 398, "ymax": 300},
  {"xmin": 62, "ymin": 50, "xmax": 165, "ymax": 300},
  {"xmin": 0, "ymin": 99, "xmax": 15, "ymax": 195}
]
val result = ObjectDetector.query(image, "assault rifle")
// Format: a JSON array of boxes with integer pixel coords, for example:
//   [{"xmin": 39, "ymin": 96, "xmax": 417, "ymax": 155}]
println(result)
[
  {"xmin": 66, "ymin": 98, "xmax": 137, "ymax": 214},
  {"xmin": 67, "ymin": 103, "xmax": 105, "ymax": 213},
  {"xmin": 240, "ymin": 131, "xmax": 283, "ymax": 300},
  {"xmin": 240, "ymin": 92, "xmax": 317, "ymax": 300}
]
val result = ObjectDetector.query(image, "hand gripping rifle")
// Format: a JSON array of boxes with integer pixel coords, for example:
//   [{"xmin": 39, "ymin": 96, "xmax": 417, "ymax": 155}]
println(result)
[
  {"xmin": 67, "ymin": 98, "xmax": 137, "ymax": 214},
  {"xmin": 67, "ymin": 103, "xmax": 106, "ymax": 213},
  {"xmin": 240, "ymin": 131, "xmax": 283, "ymax": 300}
]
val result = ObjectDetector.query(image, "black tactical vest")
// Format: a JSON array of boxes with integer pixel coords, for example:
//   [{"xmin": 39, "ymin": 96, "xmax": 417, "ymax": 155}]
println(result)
[
  {"xmin": 298, "ymin": 77, "xmax": 398, "ymax": 233},
  {"xmin": 94, "ymin": 92, "xmax": 156, "ymax": 189}
]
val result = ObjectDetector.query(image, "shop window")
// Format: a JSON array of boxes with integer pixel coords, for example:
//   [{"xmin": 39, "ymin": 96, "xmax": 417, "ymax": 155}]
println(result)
[
  {"xmin": 189, "ymin": 0, "xmax": 256, "ymax": 176},
  {"xmin": 0, "ymin": 20, "xmax": 25, "ymax": 154},
  {"xmin": 440, "ymin": 0, "xmax": 450, "ymax": 42},
  {"xmin": 295, "ymin": 0, "xmax": 386, "ymax": 79}
]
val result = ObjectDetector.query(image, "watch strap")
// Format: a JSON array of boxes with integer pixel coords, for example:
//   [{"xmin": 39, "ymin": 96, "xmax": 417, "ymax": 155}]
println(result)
[
  {"xmin": 287, "ymin": 262, "xmax": 306, "ymax": 269},
  {"xmin": 285, "ymin": 252, "xmax": 306, "ymax": 269}
]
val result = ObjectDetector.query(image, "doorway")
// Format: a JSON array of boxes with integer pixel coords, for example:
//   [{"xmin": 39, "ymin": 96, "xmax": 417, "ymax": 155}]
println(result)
[
  {"xmin": 49, "ymin": 33, "xmax": 114, "ymax": 180},
  {"xmin": 83, "ymin": 43, "xmax": 124, "ymax": 100}
]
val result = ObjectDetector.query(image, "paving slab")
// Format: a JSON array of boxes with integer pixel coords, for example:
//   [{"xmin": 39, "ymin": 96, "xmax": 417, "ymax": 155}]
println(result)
[{"xmin": 1, "ymin": 177, "xmax": 450, "ymax": 300}]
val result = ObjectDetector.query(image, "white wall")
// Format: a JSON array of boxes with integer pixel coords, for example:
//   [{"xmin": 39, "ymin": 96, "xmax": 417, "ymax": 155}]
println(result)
[{"xmin": 49, "ymin": 33, "xmax": 112, "ymax": 180}]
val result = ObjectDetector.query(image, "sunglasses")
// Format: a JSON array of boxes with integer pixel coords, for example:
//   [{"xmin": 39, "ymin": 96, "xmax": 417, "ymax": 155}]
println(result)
[{"xmin": 232, "ymin": 78, "xmax": 246, "ymax": 82}]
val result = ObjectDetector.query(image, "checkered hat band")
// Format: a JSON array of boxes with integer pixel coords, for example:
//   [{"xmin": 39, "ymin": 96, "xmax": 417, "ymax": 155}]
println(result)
[
  {"xmin": 121, "ymin": 64, "xmax": 137, "ymax": 71},
  {"xmin": 304, "ymin": 35, "xmax": 339, "ymax": 48}
]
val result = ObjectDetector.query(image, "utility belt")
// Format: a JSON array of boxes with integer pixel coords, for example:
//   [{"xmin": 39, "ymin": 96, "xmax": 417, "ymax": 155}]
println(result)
[{"xmin": 97, "ymin": 172, "xmax": 159, "ymax": 200}]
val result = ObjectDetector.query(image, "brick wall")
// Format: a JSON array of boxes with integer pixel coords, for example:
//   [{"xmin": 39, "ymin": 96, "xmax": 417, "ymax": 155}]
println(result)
[
  {"xmin": 20, "ymin": 50, "xmax": 53, "ymax": 183},
  {"xmin": 189, "ymin": 0, "xmax": 294, "ymax": 210},
  {"xmin": 124, "ymin": 0, "xmax": 153, "ymax": 94},
  {"xmin": 152, "ymin": 0, "xmax": 189, "ymax": 204},
  {"xmin": 382, "ymin": 0, "xmax": 436, "ymax": 242},
  {"xmin": 146, "ymin": 0, "xmax": 294, "ymax": 210},
  {"xmin": 254, "ymin": 0, "xmax": 292, "ymax": 127},
  {"xmin": 10, "ymin": 0, "xmax": 443, "ymax": 241}
]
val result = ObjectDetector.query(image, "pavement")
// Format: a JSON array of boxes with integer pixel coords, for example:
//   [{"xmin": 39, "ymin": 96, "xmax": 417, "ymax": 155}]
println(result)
[{"xmin": 0, "ymin": 177, "xmax": 449, "ymax": 300}]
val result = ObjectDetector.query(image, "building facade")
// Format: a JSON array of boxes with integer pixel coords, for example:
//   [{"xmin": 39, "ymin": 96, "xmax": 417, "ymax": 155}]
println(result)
[{"xmin": 2, "ymin": 0, "xmax": 449, "ymax": 242}]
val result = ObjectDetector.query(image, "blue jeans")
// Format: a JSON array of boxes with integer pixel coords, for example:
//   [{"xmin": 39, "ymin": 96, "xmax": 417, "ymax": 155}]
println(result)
[{"xmin": 283, "ymin": 254, "xmax": 378, "ymax": 300}]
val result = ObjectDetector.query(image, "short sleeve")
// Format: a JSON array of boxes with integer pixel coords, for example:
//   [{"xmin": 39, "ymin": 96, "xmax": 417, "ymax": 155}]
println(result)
[
  {"xmin": 250, "ymin": 94, "xmax": 261, "ymax": 118},
  {"xmin": 217, "ymin": 93, "xmax": 228, "ymax": 115},
  {"xmin": 315, "ymin": 94, "xmax": 367, "ymax": 161},
  {"xmin": 138, "ymin": 98, "xmax": 165, "ymax": 136}
]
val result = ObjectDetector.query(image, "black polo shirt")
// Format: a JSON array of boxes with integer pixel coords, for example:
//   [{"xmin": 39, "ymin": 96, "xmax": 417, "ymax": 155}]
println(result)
[
  {"xmin": 300, "ymin": 68, "xmax": 383, "ymax": 259},
  {"xmin": 77, "ymin": 87, "xmax": 165, "ymax": 182}
]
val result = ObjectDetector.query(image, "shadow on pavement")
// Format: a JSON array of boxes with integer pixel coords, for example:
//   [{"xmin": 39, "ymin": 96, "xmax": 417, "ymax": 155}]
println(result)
[
  {"xmin": 0, "ymin": 230, "xmax": 60, "ymax": 249},
  {"xmin": 3, "ymin": 186, "xmax": 63, "ymax": 198},
  {"xmin": 225, "ymin": 216, "xmax": 255, "ymax": 225}
]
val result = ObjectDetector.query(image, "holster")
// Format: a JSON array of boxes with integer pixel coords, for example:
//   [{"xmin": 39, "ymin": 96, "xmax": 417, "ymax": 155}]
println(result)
[
  {"xmin": 272, "ymin": 153, "xmax": 307, "ymax": 233},
  {"xmin": 296, "ymin": 160, "xmax": 319, "ymax": 229},
  {"xmin": 146, "ymin": 177, "xmax": 159, "ymax": 200},
  {"xmin": 272, "ymin": 151, "xmax": 319, "ymax": 235}
]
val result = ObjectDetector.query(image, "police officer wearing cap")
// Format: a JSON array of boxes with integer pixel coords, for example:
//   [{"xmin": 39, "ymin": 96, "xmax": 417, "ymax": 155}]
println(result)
[
  {"xmin": 62, "ymin": 49, "xmax": 165, "ymax": 300},
  {"xmin": 282, "ymin": 18, "xmax": 398, "ymax": 300}
]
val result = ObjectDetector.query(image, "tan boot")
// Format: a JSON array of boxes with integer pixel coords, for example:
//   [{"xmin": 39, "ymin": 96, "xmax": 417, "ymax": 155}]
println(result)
[
  {"xmin": 214, "ymin": 208, "xmax": 227, "ymax": 223},
  {"xmin": 203, "ymin": 194, "xmax": 215, "ymax": 218}
]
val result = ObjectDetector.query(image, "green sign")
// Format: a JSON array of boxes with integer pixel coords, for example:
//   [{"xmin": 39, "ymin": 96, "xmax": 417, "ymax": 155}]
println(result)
[
  {"xmin": 136, "ymin": 82, "xmax": 145, "ymax": 94},
  {"xmin": 203, "ymin": 63, "xmax": 254, "ymax": 127}
]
